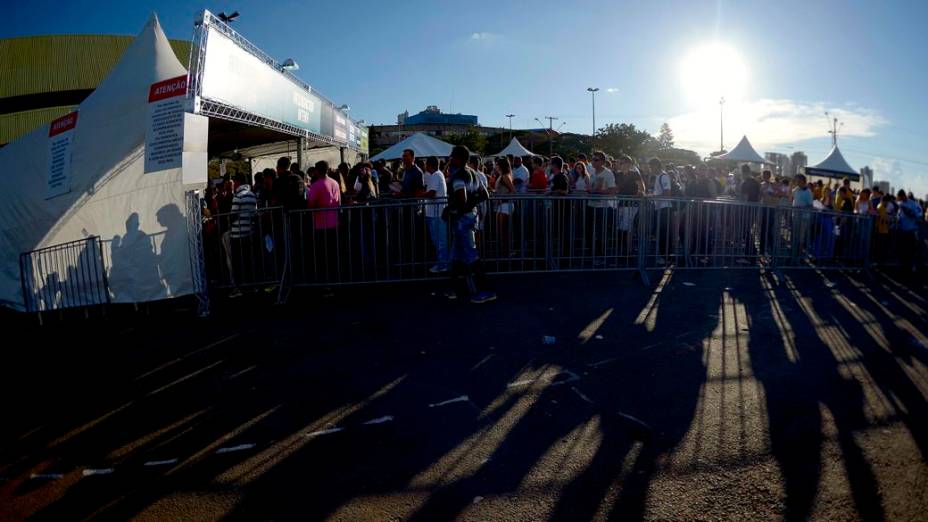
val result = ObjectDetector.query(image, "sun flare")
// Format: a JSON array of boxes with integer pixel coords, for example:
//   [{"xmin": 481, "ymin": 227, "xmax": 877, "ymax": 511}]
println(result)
[{"xmin": 679, "ymin": 42, "xmax": 749, "ymax": 106}]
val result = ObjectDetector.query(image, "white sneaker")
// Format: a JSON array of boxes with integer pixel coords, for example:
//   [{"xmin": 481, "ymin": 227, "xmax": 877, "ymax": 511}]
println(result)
[
  {"xmin": 429, "ymin": 264, "xmax": 449, "ymax": 273},
  {"xmin": 228, "ymin": 288, "xmax": 243, "ymax": 298},
  {"xmin": 656, "ymin": 257, "xmax": 666, "ymax": 265}
]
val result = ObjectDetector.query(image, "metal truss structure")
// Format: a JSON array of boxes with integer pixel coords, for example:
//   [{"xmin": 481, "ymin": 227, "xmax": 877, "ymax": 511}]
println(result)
[{"xmin": 186, "ymin": 9, "xmax": 364, "ymax": 152}]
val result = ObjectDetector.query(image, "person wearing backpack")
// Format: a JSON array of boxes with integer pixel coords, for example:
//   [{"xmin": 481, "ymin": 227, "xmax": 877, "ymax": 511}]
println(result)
[{"xmin": 650, "ymin": 157, "xmax": 677, "ymax": 265}]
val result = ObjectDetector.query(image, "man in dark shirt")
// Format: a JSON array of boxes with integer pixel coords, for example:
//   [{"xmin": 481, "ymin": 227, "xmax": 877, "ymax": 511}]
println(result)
[
  {"xmin": 375, "ymin": 159, "xmax": 394, "ymax": 194},
  {"xmin": 549, "ymin": 156, "xmax": 570, "ymax": 194},
  {"xmin": 611, "ymin": 155, "xmax": 640, "ymax": 196},
  {"xmin": 739, "ymin": 164, "xmax": 761, "ymax": 203},
  {"xmin": 398, "ymin": 148, "xmax": 425, "ymax": 197}
]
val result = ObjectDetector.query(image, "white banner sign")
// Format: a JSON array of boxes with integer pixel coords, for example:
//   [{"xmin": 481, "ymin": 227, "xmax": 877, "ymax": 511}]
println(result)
[
  {"xmin": 46, "ymin": 111, "xmax": 78, "ymax": 199},
  {"xmin": 145, "ymin": 75, "xmax": 188, "ymax": 173}
]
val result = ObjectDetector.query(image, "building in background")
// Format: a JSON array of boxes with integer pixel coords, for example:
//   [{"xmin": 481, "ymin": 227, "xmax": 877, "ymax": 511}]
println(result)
[
  {"xmin": 0, "ymin": 34, "xmax": 190, "ymax": 146},
  {"xmin": 859, "ymin": 166, "xmax": 874, "ymax": 189},
  {"xmin": 371, "ymin": 105, "xmax": 504, "ymax": 152},
  {"xmin": 764, "ymin": 152, "xmax": 791, "ymax": 177},
  {"xmin": 789, "ymin": 151, "xmax": 808, "ymax": 176},
  {"xmin": 874, "ymin": 180, "xmax": 891, "ymax": 195},
  {"xmin": 397, "ymin": 105, "xmax": 478, "ymax": 126}
]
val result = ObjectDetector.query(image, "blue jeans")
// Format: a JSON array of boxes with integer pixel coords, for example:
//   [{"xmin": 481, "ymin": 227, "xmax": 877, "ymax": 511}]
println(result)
[
  {"xmin": 451, "ymin": 212, "xmax": 479, "ymax": 265},
  {"xmin": 427, "ymin": 216, "xmax": 450, "ymax": 267}
]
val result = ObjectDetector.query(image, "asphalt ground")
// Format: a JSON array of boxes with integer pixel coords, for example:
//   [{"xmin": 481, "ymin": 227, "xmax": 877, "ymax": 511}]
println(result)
[{"xmin": 1, "ymin": 268, "xmax": 927, "ymax": 521}]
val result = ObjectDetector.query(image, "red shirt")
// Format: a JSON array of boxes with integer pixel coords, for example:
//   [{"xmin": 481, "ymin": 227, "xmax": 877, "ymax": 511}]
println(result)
[{"xmin": 529, "ymin": 168, "xmax": 548, "ymax": 191}]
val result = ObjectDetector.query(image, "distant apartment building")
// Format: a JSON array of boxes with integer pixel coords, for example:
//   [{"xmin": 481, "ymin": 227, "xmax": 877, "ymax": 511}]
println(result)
[
  {"xmin": 790, "ymin": 151, "xmax": 808, "ymax": 176},
  {"xmin": 764, "ymin": 152, "xmax": 791, "ymax": 177},
  {"xmin": 859, "ymin": 166, "xmax": 874, "ymax": 189}
]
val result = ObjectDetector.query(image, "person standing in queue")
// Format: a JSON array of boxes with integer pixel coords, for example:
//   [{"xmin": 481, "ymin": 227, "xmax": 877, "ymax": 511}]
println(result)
[{"xmin": 444, "ymin": 145, "xmax": 496, "ymax": 303}]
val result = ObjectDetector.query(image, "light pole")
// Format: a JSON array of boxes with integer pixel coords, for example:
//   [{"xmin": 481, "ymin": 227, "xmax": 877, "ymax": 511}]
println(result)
[
  {"xmin": 587, "ymin": 87, "xmax": 599, "ymax": 151},
  {"xmin": 719, "ymin": 97, "xmax": 725, "ymax": 153},
  {"xmin": 536, "ymin": 117, "xmax": 558, "ymax": 156},
  {"xmin": 505, "ymin": 114, "xmax": 515, "ymax": 140}
]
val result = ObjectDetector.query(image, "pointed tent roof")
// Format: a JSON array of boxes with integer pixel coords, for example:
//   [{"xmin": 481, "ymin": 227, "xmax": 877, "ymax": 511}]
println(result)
[
  {"xmin": 716, "ymin": 135, "xmax": 766, "ymax": 163},
  {"xmin": 492, "ymin": 137, "xmax": 534, "ymax": 157},
  {"xmin": 0, "ymin": 13, "xmax": 194, "ymax": 310},
  {"xmin": 804, "ymin": 145, "xmax": 859, "ymax": 181},
  {"xmin": 370, "ymin": 133, "xmax": 453, "ymax": 161}
]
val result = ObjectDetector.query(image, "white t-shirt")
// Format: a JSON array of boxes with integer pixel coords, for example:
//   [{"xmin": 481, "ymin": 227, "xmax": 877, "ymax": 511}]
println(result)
[
  {"xmin": 512, "ymin": 164, "xmax": 530, "ymax": 193},
  {"xmin": 588, "ymin": 168, "xmax": 616, "ymax": 208},
  {"xmin": 574, "ymin": 175, "xmax": 592, "ymax": 194},
  {"xmin": 423, "ymin": 170, "xmax": 447, "ymax": 218},
  {"xmin": 653, "ymin": 171, "xmax": 672, "ymax": 210},
  {"xmin": 475, "ymin": 170, "xmax": 488, "ymax": 189}
]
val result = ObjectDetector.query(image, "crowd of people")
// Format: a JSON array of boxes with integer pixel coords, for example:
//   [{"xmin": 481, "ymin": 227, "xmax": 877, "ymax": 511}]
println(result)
[{"xmin": 200, "ymin": 148, "xmax": 927, "ymax": 299}]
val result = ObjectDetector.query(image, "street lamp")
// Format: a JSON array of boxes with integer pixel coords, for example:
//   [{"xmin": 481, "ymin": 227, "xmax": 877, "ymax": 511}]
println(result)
[
  {"xmin": 217, "ymin": 11, "xmax": 239, "ymax": 24},
  {"xmin": 281, "ymin": 58, "xmax": 300, "ymax": 71},
  {"xmin": 719, "ymin": 97, "xmax": 725, "ymax": 153},
  {"xmin": 505, "ymin": 114, "xmax": 515, "ymax": 140},
  {"xmin": 587, "ymin": 87, "xmax": 599, "ymax": 152}
]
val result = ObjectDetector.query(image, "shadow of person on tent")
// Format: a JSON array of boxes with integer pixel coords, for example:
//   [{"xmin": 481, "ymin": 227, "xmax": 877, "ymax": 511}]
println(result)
[
  {"xmin": 109, "ymin": 212, "xmax": 163, "ymax": 302},
  {"xmin": 156, "ymin": 204, "xmax": 188, "ymax": 296}
]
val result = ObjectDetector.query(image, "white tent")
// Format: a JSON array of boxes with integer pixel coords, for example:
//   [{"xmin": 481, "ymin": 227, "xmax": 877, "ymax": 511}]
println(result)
[
  {"xmin": 370, "ymin": 133, "xmax": 453, "ymax": 161},
  {"xmin": 804, "ymin": 146, "xmax": 860, "ymax": 181},
  {"xmin": 716, "ymin": 135, "xmax": 766, "ymax": 163},
  {"xmin": 0, "ymin": 14, "xmax": 198, "ymax": 311},
  {"xmin": 492, "ymin": 137, "xmax": 534, "ymax": 158}
]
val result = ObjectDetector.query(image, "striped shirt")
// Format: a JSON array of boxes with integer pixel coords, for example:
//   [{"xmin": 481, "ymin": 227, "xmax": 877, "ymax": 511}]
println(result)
[{"xmin": 230, "ymin": 185, "xmax": 257, "ymax": 239}]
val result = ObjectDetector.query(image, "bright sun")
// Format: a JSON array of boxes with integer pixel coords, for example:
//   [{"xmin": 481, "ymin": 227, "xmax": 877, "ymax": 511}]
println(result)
[{"xmin": 679, "ymin": 42, "xmax": 749, "ymax": 105}]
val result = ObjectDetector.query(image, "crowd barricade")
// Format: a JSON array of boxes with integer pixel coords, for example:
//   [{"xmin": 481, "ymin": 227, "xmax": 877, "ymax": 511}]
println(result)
[
  {"xmin": 19, "ymin": 236, "xmax": 110, "ymax": 312},
  {"xmin": 203, "ymin": 206, "xmax": 287, "ymax": 289},
  {"xmin": 195, "ymin": 195, "xmax": 884, "ymax": 295},
  {"xmin": 637, "ymin": 198, "xmax": 874, "ymax": 271}
]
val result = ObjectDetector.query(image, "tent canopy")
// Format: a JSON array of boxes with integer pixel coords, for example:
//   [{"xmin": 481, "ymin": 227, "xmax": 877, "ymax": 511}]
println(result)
[
  {"xmin": 804, "ymin": 146, "xmax": 860, "ymax": 181},
  {"xmin": 370, "ymin": 133, "xmax": 453, "ymax": 161},
  {"xmin": 716, "ymin": 135, "xmax": 766, "ymax": 163},
  {"xmin": 492, "ymin": 137, "xmax": 534, "ymax": 158},
  {"xmin": 0, "ymin": 14, "xmax": 196, "ymax": 311}
]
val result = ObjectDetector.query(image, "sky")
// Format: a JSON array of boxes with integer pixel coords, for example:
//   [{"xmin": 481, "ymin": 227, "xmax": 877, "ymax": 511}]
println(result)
[{"xmin": 3, "ymin": 0, "xmax": 927, "ymax": 196}]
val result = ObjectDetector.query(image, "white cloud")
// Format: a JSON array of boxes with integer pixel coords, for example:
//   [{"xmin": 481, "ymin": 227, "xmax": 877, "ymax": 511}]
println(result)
[
  {"xmin": 606, "ymin": 88, "xmax": 619, "ymax": 93},
  {"xmin": 668, "ymin": 99, "xmax": 888, "ymax": 154},
  {"xmin": 871, "ymin": 157, "xmax": 928, "ymax": 196},
  {"xmin": 470, "ymin": 32, "xmax": 496, "ymax": 42}
]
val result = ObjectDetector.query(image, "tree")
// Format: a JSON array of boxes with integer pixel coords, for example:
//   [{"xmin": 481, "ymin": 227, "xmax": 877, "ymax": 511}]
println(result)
[
  {"xmin": 593, "ymin": 123, "xmax": 656, "ymax": 158},
  {"xmin": 445, "ymin": 129, "xmax": 487, "ymax": 154},
  {"xmin": 657, "ymin": 122, "xmax": 674, "ymax": 150},
  {"xmin": 656, "ymin": 147, "xmax": 702, "ymax": 166}
]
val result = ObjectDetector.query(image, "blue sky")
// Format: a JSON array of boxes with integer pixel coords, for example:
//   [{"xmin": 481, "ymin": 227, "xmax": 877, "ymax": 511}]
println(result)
[{"xmin": 4, "ymin": 0, "xmax": 927, "ymax": 195}]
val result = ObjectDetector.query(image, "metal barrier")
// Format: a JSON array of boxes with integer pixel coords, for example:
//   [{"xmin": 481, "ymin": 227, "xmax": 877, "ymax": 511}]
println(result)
[
  {"xmin": 19, "ymin": 236, "xmax": 110, "ymax": 312},
  {"xmin": 640, "ymin": 198, "xmax": 873, "ymax": 271},
  {"xmin": 283, "ymin": 195, "xmax": 649, "ymax": 287},
  {"xmin": 770, "ymin": 205, "xmax": 872, "ymax": 269},
  {"xmin": 201, "ymin": 195, "xmax": 879, "ymax": 296},
  {"xmin": 203, "ymin": 206, "xmax": 288, "ymax": 290}
]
